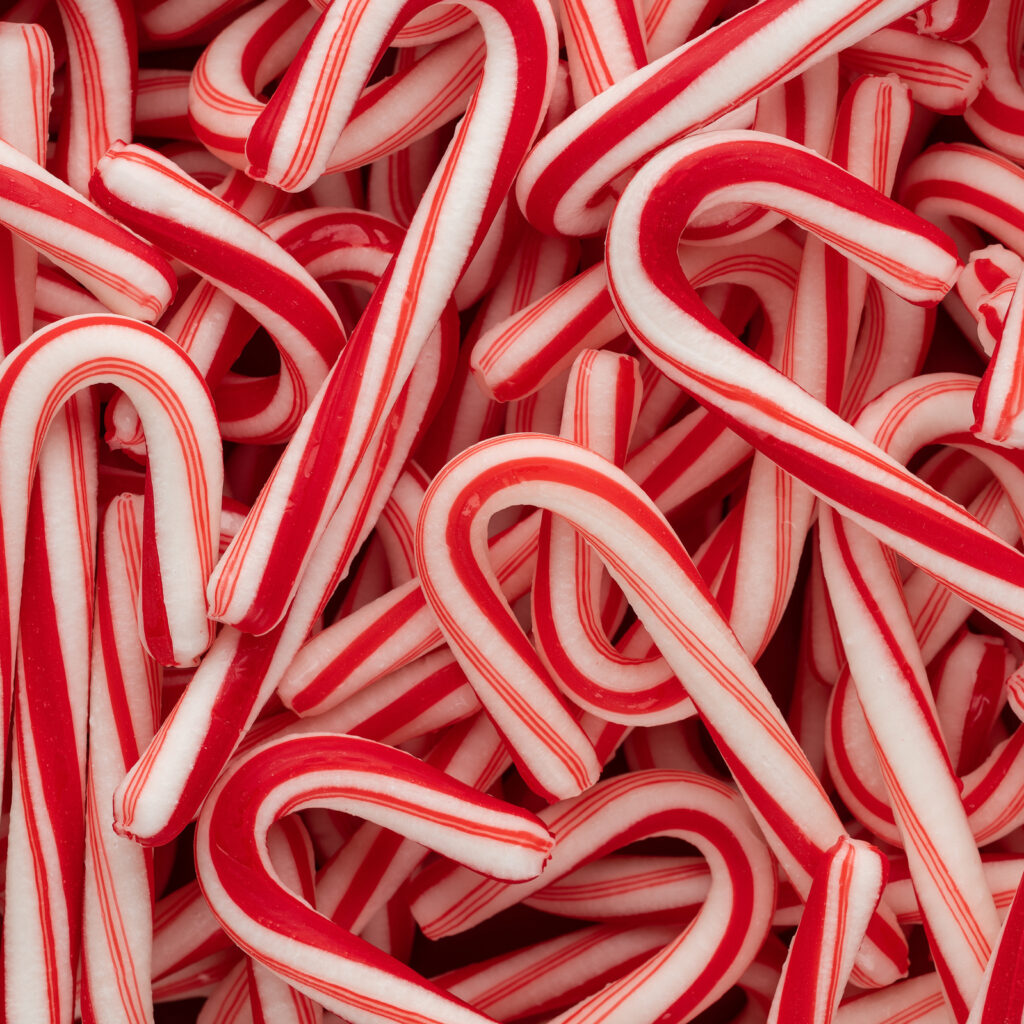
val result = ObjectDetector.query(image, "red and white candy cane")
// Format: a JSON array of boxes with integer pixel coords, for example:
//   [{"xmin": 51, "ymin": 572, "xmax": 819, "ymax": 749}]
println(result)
[
  {"xmin": 81, "ymin": 494, "xmax": 159, "ymax": 1024},
  {"xmin": 0, "ymin": 315, "xmax": 221, "ymax": 756},
  {"xmin": 204, "ymin": 0, "xmax": 557, "ymax": 638},
  {"xmin": 51, "ymin": 0, "xmax": 134, "ymax": 193},
  {"xmin": 414, "ymin": 433, "xmax": 907, "ymax": 982},
  {"xmin": 0, "ymin": 137, "xmax": 175, "ymax": 322},
  {"xmin": 964, "ymin": 878, "xmax": 1024, "ymax": 1024},
  {"xmin": 561, "ymin": 0, "xmax": 647, "ymax": 105},
  {"xmin": 517, "ymin": 0, "xmax": 940, "ymax": 237},
  {"xmin": 963, "ymin": 0, "xmax": 1024, "ymax": 164},
  {"xmin": 90, "ymin": 142, "xmax": 346, "ymax": 443},
  {"xmin": 409, "ymin": 770, "xmax": 775, "ymax": 1024},
  {"xmin": 194, "ymin": 734, "xmax": 553, "ymax": 1024},
  {"xmin": 841, "ymin": 19, "xmax": 986, "ymax": 116},
  {"xmin": 767, "ymin": 838, "xmax": 887, "ymax": 1024},
  {"xmin": 0, "ymin": 23, "xmax": 52, "ymax": 352},
  {"xmin": 114, "ymin": 303, "xmax": 456, "ymax": 844},
  {"xmin": 606, "ymin": 129, "xmax": 1024, "ymax": 643},
  {"xmin": 817, "ymin": 374, "xmax": 1024, "ymax": 1018}
]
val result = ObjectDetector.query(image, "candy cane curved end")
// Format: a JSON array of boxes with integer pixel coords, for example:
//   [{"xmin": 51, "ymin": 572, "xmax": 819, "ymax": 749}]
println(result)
[
  {"xmin": 194, "ymin": 733, "xmax": 552, "ymax": 1024},
  {"xmin": 0, "ymin": 314, "xmax": 222, "ymax": 668}
]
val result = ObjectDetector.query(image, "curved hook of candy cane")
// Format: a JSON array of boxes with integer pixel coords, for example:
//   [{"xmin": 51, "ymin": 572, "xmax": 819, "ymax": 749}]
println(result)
[
  {"xmin": 414, "ymin": 433, "xmax": 907, "ymax": 984},
  {"xmin": 90, "ymin": 142, "xmax": 346, "ymax": 444},
  {"xmin": 516, "ymin": 0, "xmax": 933, "ymax": 236},
  {"xmin": 767, "ymin": 838, "xmax": 887, "ymax": 1024},
  {"xmin": 409, "ymin": 770, "xmax": 776, "ymax": 1024},
  {"xmin": 244, "ymin": 0, "xmax": 556, "ymax": 192},
  {"xmin": 51, "ymin": 0, "xmax": 135, "ymax": 195},
  {"xmin": 607, "ymin": 129, "xmax": 1024, "ymax": 644},
  {"xmin": 194, "ymin": 733, "xmax": 552, "ymax": 1024},
  {"xmin": 205, "ymin": 0, "xmax": 556, "ymax": 636},
  {"xmin": 0, "ymin": 314, "xmax": 222, "ymax": 695},
  {"xmin": 0, "ymin": 137, "xmax": 175, "ymax": 322}
]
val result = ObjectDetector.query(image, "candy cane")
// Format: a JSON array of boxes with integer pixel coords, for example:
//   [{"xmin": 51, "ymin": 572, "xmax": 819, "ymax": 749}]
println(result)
[
  {"xmin": 0, "ymin": 137, "xmax": 175, "ymax": 322},
  {"xmin": 90, "ymin": 142, "xmax": 346, "ymax": 443},
  {"xmin": 194, "ymin": 733, "xmax": 553, "ymax": 1024},
  {"xmin": 114, "ymin": 303, "xmax": 455, "ymax": 844},
  {"xmin": 964, "ymin": 879, "xmax": 1024, "ymax": 1024},
  {"xmin": 0, "ymin": 23, "xmax": 52, "ymax": 352},
  {"xmin": 963, "ymin": 0, "xmax": 1024, "ymax": 163},
  {"xmin": 606, "ymin": 130, "xmax": 1024, "ymax": 646},
  {"xmin": 81, "ymin": 494, "xmax": 158, "ymax": 1024},
  {"xmin": 135, "ymin": 69, "xmax": 193, "ymax": 142},
  {"xmin": 415, "ymin": 433, "xmax": 907, "ymax": 982},
  {"xmin": 409, "ymin": 770, "xmax": 775, "ymax": 1024},
  {"xmin": 517, "ymin": 0, "xmax": 940, "ymax": 237},
  {"xmin": 766, "ymin": 838, "xmax": 887, "ymax": 1024},
  {"xmin": 816, "ymin": 374, "xmax": 1024, "ymax": 1019},
  {"xmin": 841, "ymin": 19, "xmax": 986, "ymax": 115},
  {"xmin": 197, "ymin": 0, "xmax": 556, "ymax": 637},
  {"xmin": 561, "ymin": 0, "xmax": 647, "ymax": 106},
  {"xmin": 0, "ymin": 316, "xmax": 221, "ymax": 759},
  {"xmin": 51, "ymin": 0, "xmax": 134, "ymax": 193}
]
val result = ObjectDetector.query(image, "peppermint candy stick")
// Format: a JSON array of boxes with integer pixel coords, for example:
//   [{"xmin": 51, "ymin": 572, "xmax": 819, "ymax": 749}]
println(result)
[
  {"xmin": 90, "ymin": 142, "xmax": 346, "ymax": 443},
  {"xmin": 52, "ymin": 0, "xmax": 134, "ymax": 193},
  {"xmin": 409, "ymin": 770, "xmax": 775, "ymax": 1024},
  {"xmin": 963, "ymin": 0, "xmax": 1024, "ymax": 163},
  {"xmin": 767, "ymin": 838, "xmax": 887, "ymax": 1024},
  {"xmin": 0, "ymin": 318, "xmax": 220, "ymax": 819},
  {"xmin": 817, "ymin": 375, "xmax": 1017, "ymax": 1019},
  {"xmin": 517, "ymin": 0, "xmax": 937, "ymax": 236},
  {"xmin": 561, "ymin": 0, "xmax": 647, "ymax": 105},
  {"xmin": 134, "ymin": 69, "xmax": 193, "ymax": 141},
  {"xmin": 206, "ymin": 0, "xmax": 557, "ymax": 636},
  {"xmin": 964, "ymin": 879, "xmax": 1024, "ymax": 1024},
  {"xmin": 841, "ymin": 20, "xmax": 986, "ymax": 115},
  {"xmin": 0, "ymin": 23, "xmax": 52, "ymax": 352},
  {"xmin": 114, "ymin": 310, "xmax": 454, "ymax": 844},
  {"xmin": 194, "ymin": 734, "xmax": 553, "ymax": 1024},
  {"xmin": 244, "ymin": 816, "xmax": 323, "ymax": 1024},
  {"xmin": 607, "ymin": 130, "xmax": 1024, "ymax": 641},
  {"xmin": 435, "ymin": 924, "xmax": 681, "ymax": 1022},
  {"xmin": 5, "ymin": 392, "xmax": 97, "ymax": 1024},
  {"xmin": 415, "ymin": 433, "xmax": 906, "ymax": 982},
  {"xmin": 836, "ymin": 974, "xmax": 948, "ymax": 1024},
  {"xmin": 0, "ymin": 138, "xmax": 175, "ymax": 321},
  {"xmin": 81, "ymin": 494, "xmax": 159, "ymax": 1024}
]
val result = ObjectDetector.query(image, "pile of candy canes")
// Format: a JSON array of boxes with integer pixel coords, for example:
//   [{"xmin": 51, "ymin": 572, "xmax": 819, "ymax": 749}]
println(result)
[{"xmin": 7, "ymin": 0, "xmax": 1024, "ymax": 1020}]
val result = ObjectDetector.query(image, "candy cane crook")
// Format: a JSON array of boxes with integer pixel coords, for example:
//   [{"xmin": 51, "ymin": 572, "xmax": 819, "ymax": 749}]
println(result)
[
  {"xmin": 194, "ymin": 734, "xmax": 552, "ymax": 1024},
  {"xmin": 205, "ymin": 0, "xmax": 557, "ymax": 638},
  {"xmin": 415, "ymin": 433, "xmax": 907, "ymax": 983}
]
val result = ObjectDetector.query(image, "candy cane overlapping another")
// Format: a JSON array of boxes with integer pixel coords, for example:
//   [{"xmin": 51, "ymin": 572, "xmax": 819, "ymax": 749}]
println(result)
[
  {"xmin": 188, "ymin": 0, "xmax": 485, "ymax": 176},
  {"xmin": 606, "ymin": 130, "xmax": 1024, "ymax": 646},
  {"xmin": 561, "ymin": 0, "xmax": 646, "ymax": 105},
  {"xmin": 816, "ymin": 374, "xmax": 1024, "ymax": 1019},
  {"xmin": 194, "ymin": 734, "xmax": 553, "ymax": 1024},
  {"xmin": 51, "ymin": 0, "xmax": 134, "ymax": 194},
  {"xmin": 840, "ymin": 19, "xmax": 987, "ymax": 116},
  {"xmin": 89, "ymin": 142, "xmax": 346, "ymax": 443},
  {"xmin": 114, "ymin": 302, "xmax": 456, "ymax": 844},
  {"xmin": 409, "ymin": 770, "xmax": 775, "ymax": 1024},
  {"xmin": 517, "ymin": 0, "xmax": 946, "ymax": 237},
  {"xmin": 0, "ymin": 137, "xmax": 175, "ymax": 322},
  {"xmin": 203, "ymin": 0, "xmax": 557, "ymax": 639},
  {"xmin": 0, "ymin": 23, "xmax": 53, "ymax": 353},
  {"xmin": 0, "ymin": 315, "xmax": 221, "ymax": 774},
  {"xmin": 963, "ymin": 0, "xmax": 1024, "ymax": 163},
  {"xmin": 5, "ymin": 392, "xmax": 97, "ymax": 1024},
  {"xmin": 80, "ymin": 494, "xmax": 159, "ymax": 1024},
  {"xmin": 766, "ymin": 838, "xmax": 887, "ymax": 1024},
  {"xmin": 963, "ymin": 878, "xmax": 1024, "ymax": 1024},
  {"xmin": 414, "ymin": 433, "xmax": 907, "ymax": 983}
]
